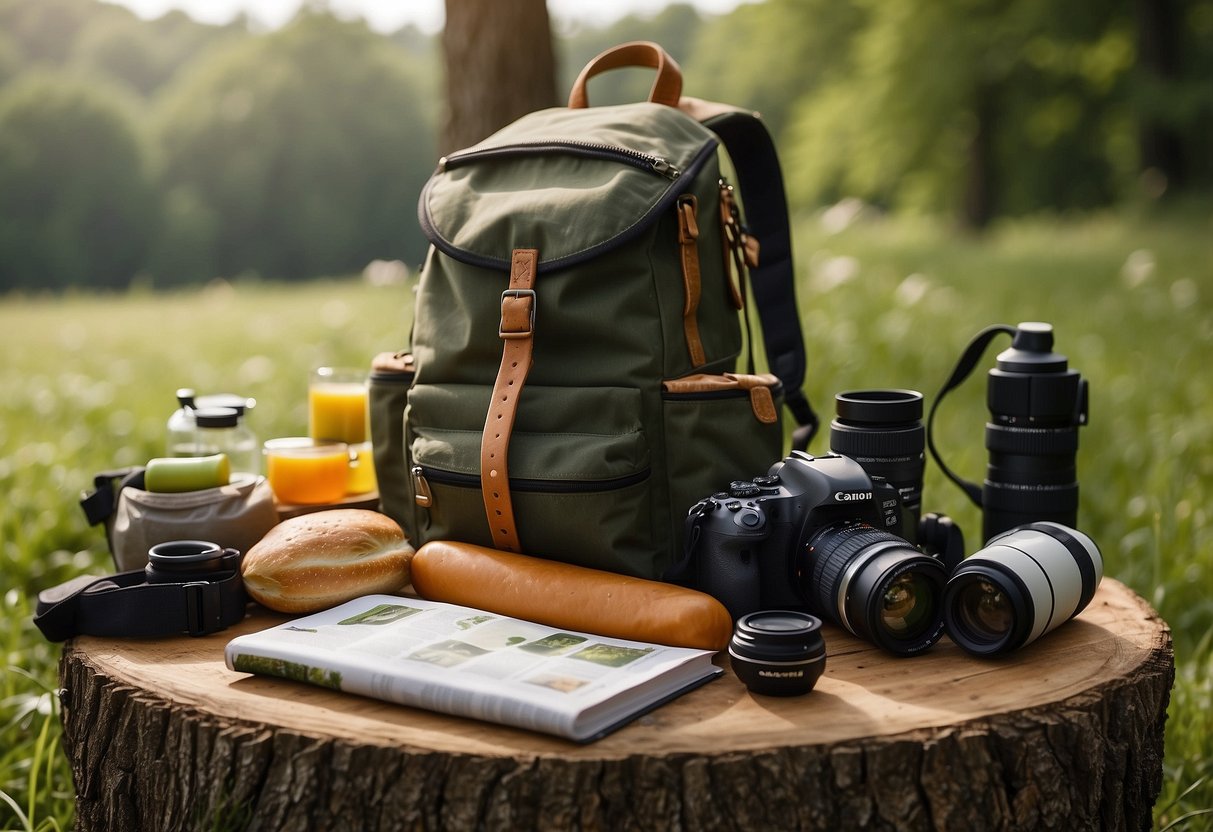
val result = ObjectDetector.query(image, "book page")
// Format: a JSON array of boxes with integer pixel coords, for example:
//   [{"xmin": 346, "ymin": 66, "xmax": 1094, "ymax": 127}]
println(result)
[{"xmin": 225, "ymin": 595, "xmax": 720, "ymax": 740}]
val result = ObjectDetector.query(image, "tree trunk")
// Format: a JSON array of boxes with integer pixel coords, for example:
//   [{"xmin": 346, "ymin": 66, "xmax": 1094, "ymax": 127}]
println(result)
[
  {"xmin": 440, "ymin": 0, "xmax": 558, "ymax": 155},
  {"xmin": 1134, "ymin": 0, "xmax": 1185, "ymax": 196},
  {"xmin": 961, "ymin": 85, "xmax": 997, "ymax": 230},
  {"xmin": 58, "ymin": 578, "xmax": 1172, "ymax": 831}
]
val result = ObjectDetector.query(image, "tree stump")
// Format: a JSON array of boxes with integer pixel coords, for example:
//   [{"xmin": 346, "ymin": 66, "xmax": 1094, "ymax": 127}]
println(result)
[{"xmin": 58, "ymin": 578, "xmax": 1173, "ymax": 832}]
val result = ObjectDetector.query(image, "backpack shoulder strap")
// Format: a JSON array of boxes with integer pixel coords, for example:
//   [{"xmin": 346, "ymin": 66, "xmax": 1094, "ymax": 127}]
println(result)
[{"xmin": 682, "ymin": 97, "xmax": 819, "ymax": 448}]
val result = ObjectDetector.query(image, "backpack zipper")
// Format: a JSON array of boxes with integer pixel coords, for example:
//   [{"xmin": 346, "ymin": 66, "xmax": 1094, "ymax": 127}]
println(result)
[
  {"xmin": 411, "ymin": 464, "xmax": 650, "ymax": 508},
  {"xmin": 439, "ymin": 141, "xmax": 682, "ymax": 180},
  {"xmin": 421, "ymin": 139, "xmax": 717, "ymax": 274}
]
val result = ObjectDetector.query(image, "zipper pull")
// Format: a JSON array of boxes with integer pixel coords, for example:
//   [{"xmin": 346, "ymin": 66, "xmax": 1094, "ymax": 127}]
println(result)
[
  {"xmin": 411, "ymin": 466, "xmax": 433, "ymax": 508},
  {"xmin": 651, "ymin": 157, "xmax": 681, "ymax": 180},
  {"xmin": 718, "ymin": 179, "xmax": 745, "ymax": 310}
]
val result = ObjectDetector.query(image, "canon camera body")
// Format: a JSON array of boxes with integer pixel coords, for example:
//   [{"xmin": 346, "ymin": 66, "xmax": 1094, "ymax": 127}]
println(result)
[{"xmin": 681, "ymin": 452, "xmax": 958, "ymax": 656}]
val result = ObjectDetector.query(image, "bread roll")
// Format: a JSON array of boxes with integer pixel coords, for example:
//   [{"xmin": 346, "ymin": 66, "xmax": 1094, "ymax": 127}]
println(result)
[
  {"xmin": 411, "ymin": 541, "xmax": 733, "ymax": 651},
  {"xmin": 241, "ymin": 509, "xmax": 414, "ymax": 613}
]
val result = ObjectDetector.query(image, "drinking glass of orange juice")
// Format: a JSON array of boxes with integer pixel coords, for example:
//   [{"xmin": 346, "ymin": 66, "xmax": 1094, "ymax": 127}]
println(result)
[
  {"xmin": 309, "ymin": 367, "xmax": 368, "ymax": 444},
  {"xmin": 264, "ymin": 438, "xmax": 349, "ymax": 504}
]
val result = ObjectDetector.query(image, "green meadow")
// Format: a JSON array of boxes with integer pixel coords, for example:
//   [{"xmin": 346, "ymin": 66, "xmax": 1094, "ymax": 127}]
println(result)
[{"xmin": 2, "ymin": 211, "xmax": 1210, "ymax": 829}]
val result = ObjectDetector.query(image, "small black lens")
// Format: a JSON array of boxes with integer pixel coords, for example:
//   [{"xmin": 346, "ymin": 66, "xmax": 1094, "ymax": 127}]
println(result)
[
  {"xmin": 729, "ymin": 610, "xmax": 826, "ymax": 697},
  {"xmin": 145, "ymin": 540, "xmax": 237, "ymax": 584}
]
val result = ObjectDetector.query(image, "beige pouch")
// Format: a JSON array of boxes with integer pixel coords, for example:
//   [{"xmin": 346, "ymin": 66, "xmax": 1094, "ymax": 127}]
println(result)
[{"xmin": 108, "ymin": 474, "xmax": 279, "ymax": 571}]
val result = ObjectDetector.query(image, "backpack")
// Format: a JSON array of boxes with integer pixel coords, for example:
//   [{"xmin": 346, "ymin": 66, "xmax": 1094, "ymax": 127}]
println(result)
[{"xmin": 371, "ymin": 42, "xmax": 817, "ymax": 580}]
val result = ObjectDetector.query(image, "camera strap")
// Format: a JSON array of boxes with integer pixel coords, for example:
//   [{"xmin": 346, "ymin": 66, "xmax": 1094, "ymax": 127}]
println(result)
[
  {"xmin": 33, "ymin": 565, "xmax": 247, "ymax": 642},
  {"xmin": 662, "ymin": 498, "xmax": 714, "ymax": 586},
  {"xmin": 926, "ymin": 324, "xmax": 1016, "ymax": 509}
]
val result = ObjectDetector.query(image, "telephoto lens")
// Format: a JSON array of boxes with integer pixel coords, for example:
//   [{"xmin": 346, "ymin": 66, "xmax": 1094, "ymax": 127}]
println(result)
[
  {"xmin": 983, "ymin": 323, "xmax": 1088, "ymax": 540},
  {"xmin": 803, "ymin": 521, "xmax": 947, "ymax": 656},
  {"xmin": 830, "ymin": 390, "xmax": 925, "ymax": 541},
  {"xmin": 944, "ymin": 522, "xmax": 1102, "ymax": 656},
  {"xmin": 729, "ymin": 610, "xmax": 826, "ymax": 696}
]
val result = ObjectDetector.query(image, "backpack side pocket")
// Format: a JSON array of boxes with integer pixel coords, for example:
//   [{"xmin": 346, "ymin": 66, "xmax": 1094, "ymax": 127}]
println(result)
[{"xmin": 369, "ymin": 351, "xmax": 415, "ymax": 538}]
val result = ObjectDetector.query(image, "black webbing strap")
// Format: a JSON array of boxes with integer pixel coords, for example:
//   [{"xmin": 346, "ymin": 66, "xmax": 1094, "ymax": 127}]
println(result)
[
  {"xmin": 79, "ymin": 466, "xmax": 146, "ymax": 527},
  {"xmin": 703, "ymin": 109, "xmax": 818, "ymax": 448},
  {"xmin": 33, "ymin": 567, "xmax": 247, "ymax": 642}
]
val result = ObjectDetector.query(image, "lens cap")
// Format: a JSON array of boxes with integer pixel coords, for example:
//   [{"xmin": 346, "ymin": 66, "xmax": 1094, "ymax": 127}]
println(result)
[{"xmin": 729, "ymin": 610, "xmax": 826, "ymax": 696}]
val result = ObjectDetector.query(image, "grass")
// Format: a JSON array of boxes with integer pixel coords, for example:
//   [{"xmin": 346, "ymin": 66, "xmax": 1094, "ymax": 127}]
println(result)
[{"xmin": 1, "ymin": 210, "xmax": 1210, "ymax": 829}]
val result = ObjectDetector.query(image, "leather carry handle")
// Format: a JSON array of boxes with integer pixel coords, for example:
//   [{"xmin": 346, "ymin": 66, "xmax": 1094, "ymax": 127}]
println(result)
[{"xmin": 567, "ymin": 41, "xmax": 682, "ymax": 109}]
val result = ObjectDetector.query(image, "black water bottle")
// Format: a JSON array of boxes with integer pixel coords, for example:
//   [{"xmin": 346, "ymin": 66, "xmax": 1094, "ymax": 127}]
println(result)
[{"xmin": 928, "ymin": 322, "xmax": 1089, "ymax": 542}]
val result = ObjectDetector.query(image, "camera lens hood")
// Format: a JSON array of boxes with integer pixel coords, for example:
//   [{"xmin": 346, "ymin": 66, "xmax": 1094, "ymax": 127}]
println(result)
[
  {"xmin": 728, "ymin": 610, "xmax": 826, "ymax": 697},
  {"xmin": 833, "ymin": 389, "xmax": 923, "ymax": 425},
  {"xmin": 146, "ymin": 540, "xmax": 242, "ymax": 585}
]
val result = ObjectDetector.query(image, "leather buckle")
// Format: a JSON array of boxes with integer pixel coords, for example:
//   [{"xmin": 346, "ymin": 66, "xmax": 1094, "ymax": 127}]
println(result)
[
  {"xmin": 499, "ymin": 289, "xmax": 536, "ymax": 339},
  {"xmin": 183, "ymin": 580, "xmax": 220, "ymax": 636}
]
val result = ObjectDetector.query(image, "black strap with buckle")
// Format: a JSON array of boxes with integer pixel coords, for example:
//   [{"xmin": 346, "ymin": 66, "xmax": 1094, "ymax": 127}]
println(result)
[{"xmin": 33, "ymin": 548, "xmax": 247, "ymax": 642}]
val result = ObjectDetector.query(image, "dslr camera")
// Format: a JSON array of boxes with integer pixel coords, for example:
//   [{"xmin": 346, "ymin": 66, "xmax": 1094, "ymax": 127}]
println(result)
[{"xmin": 678, "ymin": 451, "xmax": 961, "ymax": 656}]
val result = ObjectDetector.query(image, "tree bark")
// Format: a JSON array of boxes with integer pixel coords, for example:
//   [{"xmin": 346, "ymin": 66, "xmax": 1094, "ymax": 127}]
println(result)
[
  {"xmin": 59, "ymin": 578, "xmax": 1172, "ymax": 831},
  {"xmin": 961, "ymin": 85, "xmax": 998, "ymax": 230},
  {"xmin": 1134, "ymin": 0, "xmax": 1185, "ymax": 195},
  {"xmin": 440, "ymin": 0, "xmax": 558, "ymax": 155}
]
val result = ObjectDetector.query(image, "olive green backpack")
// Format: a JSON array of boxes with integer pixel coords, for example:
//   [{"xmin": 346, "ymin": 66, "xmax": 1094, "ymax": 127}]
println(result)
[{"xmin": 371, "ymin": 42, "xmax": 817, "ymax": 580}]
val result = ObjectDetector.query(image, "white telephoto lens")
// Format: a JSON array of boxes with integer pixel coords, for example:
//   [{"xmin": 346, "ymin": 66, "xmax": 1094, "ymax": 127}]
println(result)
[{"xmin": 944, "ymin": 522, "xmax": 1103, "ymax": 655}]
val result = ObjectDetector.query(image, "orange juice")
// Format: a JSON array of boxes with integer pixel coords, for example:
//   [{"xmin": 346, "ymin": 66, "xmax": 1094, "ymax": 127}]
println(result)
[
  {"xmin": 264, "ymin": 439, "xmax": 349, "ymax": 504},
  {"xmin": 309, "ymin": 381, "xmax": 368, "ymax": 444},
  {"xmin": 346, "ymin": 441, "xmax": 377, "ymax": 495}
]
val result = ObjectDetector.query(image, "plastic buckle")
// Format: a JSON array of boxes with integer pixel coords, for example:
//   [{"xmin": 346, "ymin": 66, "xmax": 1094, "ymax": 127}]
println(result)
[
  {"xmin": 183, "ymin": 581, "xmax": 219, "ymax": 636},
  {"xmin": 499, "ymin": 289, "xmax": 536, "ymax": 339}
]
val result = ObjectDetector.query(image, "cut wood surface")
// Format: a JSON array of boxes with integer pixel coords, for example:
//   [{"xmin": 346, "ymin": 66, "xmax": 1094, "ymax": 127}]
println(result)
[{"xmin": 59, "ymin": 577, "xmax": 1173, "ymax": 831}]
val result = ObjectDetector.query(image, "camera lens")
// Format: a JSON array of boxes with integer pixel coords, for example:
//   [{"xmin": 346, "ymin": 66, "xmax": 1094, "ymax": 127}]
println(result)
[
  {"xmin": 953, "ymin": 579, "xmax": 1015, "ymax": 642},
  {"xmin": 982, "ymin": 323, "xmax": 1087, "ymax": 540},
  {"xmin": 145, "ymin": 540, "xmax": 238, "ymax": 584},
  {"xmin": 830, "ymin": 390, "xmax": 925, "ymax": 541},
  {"xmin": 944, "ymin": 522, "xmax": 1102, "ymax": 656},
  {"xmin": 728, "ymin": 610, "xmax": 826, "ymax": 697},
  {"xmin": 802, "ymin": 521, "xmax": 946, "ymax": 656}
]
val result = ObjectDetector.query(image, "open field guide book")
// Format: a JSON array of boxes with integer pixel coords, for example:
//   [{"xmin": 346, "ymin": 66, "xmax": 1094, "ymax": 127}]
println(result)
[{"xmin": 224, "ymin": 595, "xmax": 723, "ymax": 742}]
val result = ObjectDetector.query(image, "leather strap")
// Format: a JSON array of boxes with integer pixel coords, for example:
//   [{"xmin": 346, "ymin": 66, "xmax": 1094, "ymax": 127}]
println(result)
[
  {"xmin": 695, "ymin": 101, "xmax": 819, "ymax": 448},
  {"xmin": 676, "ymin": 195, "xmax": 706, "ymax": 367},
  {"xmin": 567, "ymin": 41, "xmax": 682, "ymax": 109},
  {"xmin": 481, "ymin": 249, "xmax": 538, "ymax": 553}
]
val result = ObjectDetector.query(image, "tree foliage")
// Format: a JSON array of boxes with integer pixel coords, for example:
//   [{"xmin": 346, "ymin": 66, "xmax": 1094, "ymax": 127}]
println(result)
[
  {"xmin": 153, "ymin": 11, "xmax": 436, "ymax": 283},
  {"xmin": 695, "ymin": 0, "xmax": 1210, "ymax": 225},
  {"xmin": 0, "ymin": 72, "xmax": 158, "ymax": 290},
  {"xmin": 0, "ymin": 0, "xmax": 1208, "ymax": 291}
]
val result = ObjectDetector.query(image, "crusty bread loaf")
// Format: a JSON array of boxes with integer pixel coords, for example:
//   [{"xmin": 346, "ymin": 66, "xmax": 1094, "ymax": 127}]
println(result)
[
  {"xmin": 241, "ymin": 509, "xmax": 414, "ymax": 613},
  {"xmin": 411, "ymin": 541, "xmax": 733, "ymax": 651}
]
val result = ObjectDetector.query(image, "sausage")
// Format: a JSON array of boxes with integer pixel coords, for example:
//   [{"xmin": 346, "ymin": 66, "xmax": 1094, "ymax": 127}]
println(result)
[{"xmin": 410, "ymin": 541, "xmax": 733, "ymax": 651}]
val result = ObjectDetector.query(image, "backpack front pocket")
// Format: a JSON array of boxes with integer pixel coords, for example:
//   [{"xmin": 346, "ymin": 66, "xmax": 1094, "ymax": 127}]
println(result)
[
  {"xmin": 661, "ymin": 372, "xmax": 785, "ymax": 559},
  {"xmin": 406, "ymin": 383, "xmax": 657, "ymax": 577}
]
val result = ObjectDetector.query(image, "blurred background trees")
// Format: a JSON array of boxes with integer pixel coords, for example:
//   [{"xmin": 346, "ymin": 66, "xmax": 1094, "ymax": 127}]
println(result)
[{"xmin": 0, "ymin": 0, "xmax": 1209, "ymax": 291}]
